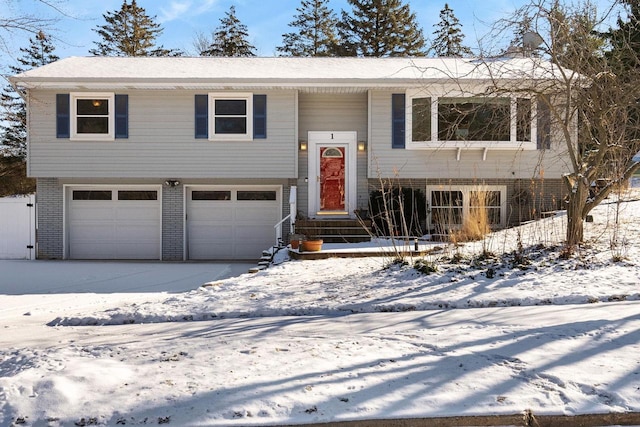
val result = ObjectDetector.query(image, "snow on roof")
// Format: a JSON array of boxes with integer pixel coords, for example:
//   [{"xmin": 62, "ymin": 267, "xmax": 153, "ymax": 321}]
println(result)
[{"xmin": 10, "ymin": 56, "xmax": 561, "ymax": 89}]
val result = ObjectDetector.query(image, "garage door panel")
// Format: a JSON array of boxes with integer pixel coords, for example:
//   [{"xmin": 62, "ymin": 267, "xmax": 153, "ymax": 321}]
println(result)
[
  {"xmin": 235, "ymin": 207, "xmax": 279, "ymax": 222},
  {"xmin": 115, "ymin": 224, "xmax": 159, "ymax": 240},
  {"xmin": 69, "ymin": 206, "xmax": 116, "ymax": 221},
  {"xmin": 68, "ymin": 187, "xmax": 160, "ymax": 260},
  {"xmin": 115, "ymin": 206, "xmax": 160, "ymax": 221},
  {"xmin": 70, "ymin": 226, "xmax": 115, "ymax": 241},
  {"xmin": 189, "ymin": 242, "xmax": 230, "ymax": 260},
  {"xmin": 235, "ymin": 226, "xmax": 272, "ymax": 240},
  {"xmin": 114, "ymin": 243, "xmax": 160, "ymax": 259},
  {"xmin": 189, "ymin": 205, "xmax": 233, "ymax": 221},
  {"xmin": 70, "ymin": 242, "xmax": 118, "ymax": 259}
]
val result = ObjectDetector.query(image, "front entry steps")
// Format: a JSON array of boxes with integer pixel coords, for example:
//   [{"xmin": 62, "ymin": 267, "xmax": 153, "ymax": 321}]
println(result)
[
  {"xmin": 248, "ymin": 242, "xmax": 286, "ymax": 273},
  {"xmin": 295, "ymin": 219, "xmax": 372, "ymax": 243}
]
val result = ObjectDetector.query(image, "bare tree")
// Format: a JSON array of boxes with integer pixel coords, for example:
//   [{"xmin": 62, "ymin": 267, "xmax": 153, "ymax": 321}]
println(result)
[
  {"xmin": 483, "ymin": 0, "xmax": 640, "ymax": 249},
  {"xmin": 0, "ymin": 0, "xmax": 67, "ymax": 54}
]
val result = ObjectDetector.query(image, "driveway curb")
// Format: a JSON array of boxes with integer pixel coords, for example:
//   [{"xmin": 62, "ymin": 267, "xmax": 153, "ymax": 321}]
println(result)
[{"xmin": 287, "ymin": 411, "xmax": 640, "ymax": 426}]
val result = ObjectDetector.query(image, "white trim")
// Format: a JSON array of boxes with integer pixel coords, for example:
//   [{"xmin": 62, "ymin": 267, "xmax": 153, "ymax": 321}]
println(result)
[
  {"xmin": 63, "ymin": 184, "xmax": 162, "ymax": 260},
  {"xmin": 307, "ymin": 131, "xmax": 358, "ymax": 218},
  {"xmin": 426, "ymin": 184, "xmax": 507, "ymax": 231},
  {"xmin": 208, "ymin": 92, "xmax": 253, "ymax": 141},
  {"xmin": 70, "ymin": 92, "xmax": 115, "ymax": 141}
]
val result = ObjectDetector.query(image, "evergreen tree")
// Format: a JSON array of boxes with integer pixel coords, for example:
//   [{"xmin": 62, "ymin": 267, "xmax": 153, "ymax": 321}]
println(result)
[
  {"xmin": 430, "ymin": 3, "xmax": 472, "ymax": 57},
  {"xmin": 338, "ymin": 0, "xmax": 426, "ymax": 57},
  {"xmin": 201, "ymin": 6, "xmax": 256, "ymax": 57},
  {"xmin": 1, "ymin": 31, "xmax": 59, "ymax": 159},
  {"xmin": 90, "ymin": 0, "xmax": 180, "ymax": 57},
  {"xmin": 277, "ymin": 0, "xmax": 339, "ymax": 57},
  {"xmin": 604, "ymin": 0, "xmax": 640, "ymax": 70}
]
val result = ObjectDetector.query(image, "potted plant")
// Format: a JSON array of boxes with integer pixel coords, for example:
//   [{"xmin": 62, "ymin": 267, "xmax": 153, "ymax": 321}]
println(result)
[
  {"xmin": 289, "ymin": 233, "xmax": 303, "ymax": 250},
  {"xmin": 295, "ymin": 224, "xmax": 323, "ymax": 252},
  {"xmin": 301, "ymin": 235, "xmax": 323, "ymax": 252}
]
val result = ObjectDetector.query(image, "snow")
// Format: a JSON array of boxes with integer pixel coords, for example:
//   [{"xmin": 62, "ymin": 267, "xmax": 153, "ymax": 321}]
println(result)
[
  {"xmin": 11, "ymin": 56, "xmax": 559, "ymax": 88},
  {"xmin": 1, "ymin": 194, "xmax": 640, "ymax": 426}
]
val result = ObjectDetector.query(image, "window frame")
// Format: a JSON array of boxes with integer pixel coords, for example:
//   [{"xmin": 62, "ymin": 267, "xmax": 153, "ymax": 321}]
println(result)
[
  {"xmin": 70, "ymin": 92, "xmax": 115, "ymax": 141},
  {"xmin": 208, "ymin": 92, "xmax": 253, "ymax": 141},
  {"xmin": 406, "ymin": 89, "xmax": 537, "ymax": 150},
  {"xmin": 426, "ymin": 185, "xmax": 507, "ymax": 233}
]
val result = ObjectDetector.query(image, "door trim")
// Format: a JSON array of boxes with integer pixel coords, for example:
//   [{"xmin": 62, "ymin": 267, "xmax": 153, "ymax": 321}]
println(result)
[{"xmin": 307, "ymin": 131, "xmax": 357, "ymax": 218}]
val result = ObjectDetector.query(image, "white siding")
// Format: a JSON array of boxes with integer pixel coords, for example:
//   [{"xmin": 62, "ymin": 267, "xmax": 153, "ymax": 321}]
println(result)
[
  {"xmin": 299, "ymin": 93, "xmax": 368, "ymax": 140},
  {"xmin": 368, "ymin": 90, "xmax": 571, "ymax": 180},
  {"xmin": 28, "ymin": 90, "xmax": 297, "ymax": 179}
]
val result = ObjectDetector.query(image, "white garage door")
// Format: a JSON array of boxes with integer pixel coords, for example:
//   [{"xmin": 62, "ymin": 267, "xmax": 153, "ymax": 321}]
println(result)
[
  {"xmin": 68, "ymin": 188, "xmax": 161, "ymax": 260},
  {"xmin": 187, "ymin": 187, "xmax": 281, "ymax": 260}
]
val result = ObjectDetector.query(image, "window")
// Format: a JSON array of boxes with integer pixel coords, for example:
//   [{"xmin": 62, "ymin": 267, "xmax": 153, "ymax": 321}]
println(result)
[
  {"xmin": 431, "ymin": 190, "xmax": 463, "ymax": 231},
  {"xmin": 72, "ymin": 190, "xmax": 112, "ymax": 201},
  {"xmin": 470, "ymin": 190, "xmax": 502, "ymax": 225},
  {"xmin": 405, "ymin": 91, "xmax": 537, "ymax": 149},
  {"xmin": 438, "ymin": 97, "xmax": 510, "ymax": 141},
  {"xmin": 427, "ymin": 186, "xmax": 506, "ymax": 233},
  {"xmin": 118, "ymin": 191, "xmax": 158, "ymax": 201},
  {"xmin": 70, "ymin": 93, "xmax": 115, "ymax": 140},
  {"xmin": 237, "ymin": 191, "xmax": 277, "ymax": 201},
  {"xmin": 192, "ymin": 191, "xmax": 231, "ymax": 201},
  {"xmin": 209, "ymin": 93, "xmax": 253, "ymax": 140},
  {"xmin": 411, "ymin": 97, "xmax": 431, "ymax": 142}
]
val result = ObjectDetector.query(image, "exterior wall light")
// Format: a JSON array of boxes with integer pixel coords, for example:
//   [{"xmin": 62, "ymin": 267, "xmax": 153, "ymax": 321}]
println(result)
[
  {"xmin": 299, "ymin": 141, "xmax": 308, "ymax": 151},
  {"xmin": 358, "ymin": 141, "xmax": 366, "ymax": 152},
  {"xmin": 164, "ymin": 179, "xmax": 180, "ymax": 187}
]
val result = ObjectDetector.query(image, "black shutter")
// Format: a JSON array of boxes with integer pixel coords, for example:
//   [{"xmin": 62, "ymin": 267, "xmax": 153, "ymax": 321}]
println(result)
[
  {"xmin": 392, "ymin": 93, "xmax": 405, "ymax": 148},
  {"xmin": 537, "ymin": 96, "xmax": 551, "ymax": 149},
  {"xmin": 56, "ymin": 94, "xmax": 70, "ymax": 138},
  {"xmin": 253, "ymin": 94, "xmax": 267, "ymax": 139},
  {"xmin": 115, "ymin": 94, "xmax": 128, "ymax": 138},
  {"xmin": 195, "ymin": 94, "xmax": 208, "ymax": 139}
]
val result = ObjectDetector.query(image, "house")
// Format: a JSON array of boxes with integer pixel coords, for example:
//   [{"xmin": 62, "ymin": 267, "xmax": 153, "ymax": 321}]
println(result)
[{"xmin": 10, "ymin": 56, "xmax": 569, "ymax": 261}]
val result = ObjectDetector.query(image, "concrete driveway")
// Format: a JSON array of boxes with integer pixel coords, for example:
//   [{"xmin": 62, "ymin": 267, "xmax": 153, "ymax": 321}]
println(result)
[{"xmin": 0, "ymin": 260, "xmax": 255, "ymax": 295}]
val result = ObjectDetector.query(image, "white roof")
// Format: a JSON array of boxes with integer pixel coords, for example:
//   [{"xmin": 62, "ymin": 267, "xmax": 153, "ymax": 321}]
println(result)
[{"xmin": 10, "ymin": 56, "xmax": 563, "ymax": 90}]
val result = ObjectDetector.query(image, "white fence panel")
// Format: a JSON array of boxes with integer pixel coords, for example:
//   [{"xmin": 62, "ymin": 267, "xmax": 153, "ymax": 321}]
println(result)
[{"xmin": 0, "ymin": 195, "xmax": 35, "ymax": 260}]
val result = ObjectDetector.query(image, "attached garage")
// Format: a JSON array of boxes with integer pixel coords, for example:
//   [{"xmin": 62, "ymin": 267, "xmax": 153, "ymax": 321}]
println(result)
[
  {"xmin": 186, "ymin": 186, "xmax": 281, "ymax": 260},
  {"xmin": 66, "ymin": 187, "xmax": 161, "ymax": 260}
]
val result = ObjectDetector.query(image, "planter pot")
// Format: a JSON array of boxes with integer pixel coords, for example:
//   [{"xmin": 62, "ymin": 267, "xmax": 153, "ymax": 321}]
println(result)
[
  {"xmin": 301, "ymin": 239, "xmax": 323, "ymax": 252},
  {"xmin": 289, "ymin": 234, "xmax": 303, "ymax": 250}
]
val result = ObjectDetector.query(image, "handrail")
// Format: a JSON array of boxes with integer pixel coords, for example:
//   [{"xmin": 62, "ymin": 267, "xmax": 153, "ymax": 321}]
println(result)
[{"xmin": 273, "ymin": 186, "xmax": 297, "ymax": 247}]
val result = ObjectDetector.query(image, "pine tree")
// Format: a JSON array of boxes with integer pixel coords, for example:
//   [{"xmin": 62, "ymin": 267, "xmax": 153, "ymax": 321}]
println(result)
[
  {"xmin": 1, "ymin": 31, "xmax": 59, "ymax": 159},
  {"xmin": 201, "ymin": 6, "xmax": 256, "ymax": 57},
  {"xmin": 430, "ymin": 3, "xmax": 472, "ymax": 57},
  {"xmin": 338, "ymin": 0, "xmax": 426, "ymax": 57},
  {"xmin": 277, "ymin": 0, "xmax": 339, "ymax": 57},
  {"xmin": 89, "ymin": 0, "xmax": 180, "ymax": 57}
]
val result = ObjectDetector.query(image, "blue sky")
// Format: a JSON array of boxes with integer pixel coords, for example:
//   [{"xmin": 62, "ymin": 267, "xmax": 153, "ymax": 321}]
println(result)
[
  {"xmin": 2, "ymin": 0, "xmax": 527, "ymax": 59},
  {"xmin": 2, "ymin": 0, "xmax": 619, "ymax": 62}
]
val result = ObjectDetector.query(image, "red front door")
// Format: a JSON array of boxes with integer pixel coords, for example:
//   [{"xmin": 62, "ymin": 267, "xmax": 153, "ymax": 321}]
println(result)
[{"xmin": 319, "ymin": 147, "xmax": 345, "ymax": 211}]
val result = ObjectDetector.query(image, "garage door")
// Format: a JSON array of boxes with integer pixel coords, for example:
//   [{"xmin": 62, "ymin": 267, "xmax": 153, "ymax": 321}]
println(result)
[
  {"xmin": 187, "ymin": 187, "xmax": 281, "ymax": 260},
  {"xmin": 68, "ymin": 188, "xmax": 161, "ymax": 259}
]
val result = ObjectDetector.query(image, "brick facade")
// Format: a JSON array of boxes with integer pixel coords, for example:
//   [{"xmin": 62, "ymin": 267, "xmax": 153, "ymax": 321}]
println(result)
[
  {"xmin": 162, "ymin": 184, "xmax": 184, "ymax": 261},
  {"xmin": 35, "ymin": 178, "xmax": 64, "ymax": 259}
]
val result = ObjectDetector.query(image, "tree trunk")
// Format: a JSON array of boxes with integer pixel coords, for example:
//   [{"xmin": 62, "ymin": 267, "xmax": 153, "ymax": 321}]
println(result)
[{"xmin": 565, "ymin": 175, "xmax": 589, "ymax": 248}]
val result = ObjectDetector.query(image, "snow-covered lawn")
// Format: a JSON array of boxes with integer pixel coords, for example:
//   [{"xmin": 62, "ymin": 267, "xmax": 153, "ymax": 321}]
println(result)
[{"xmin": 1, "ymin": 193, "xmax": 640, "ymax": 426}]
